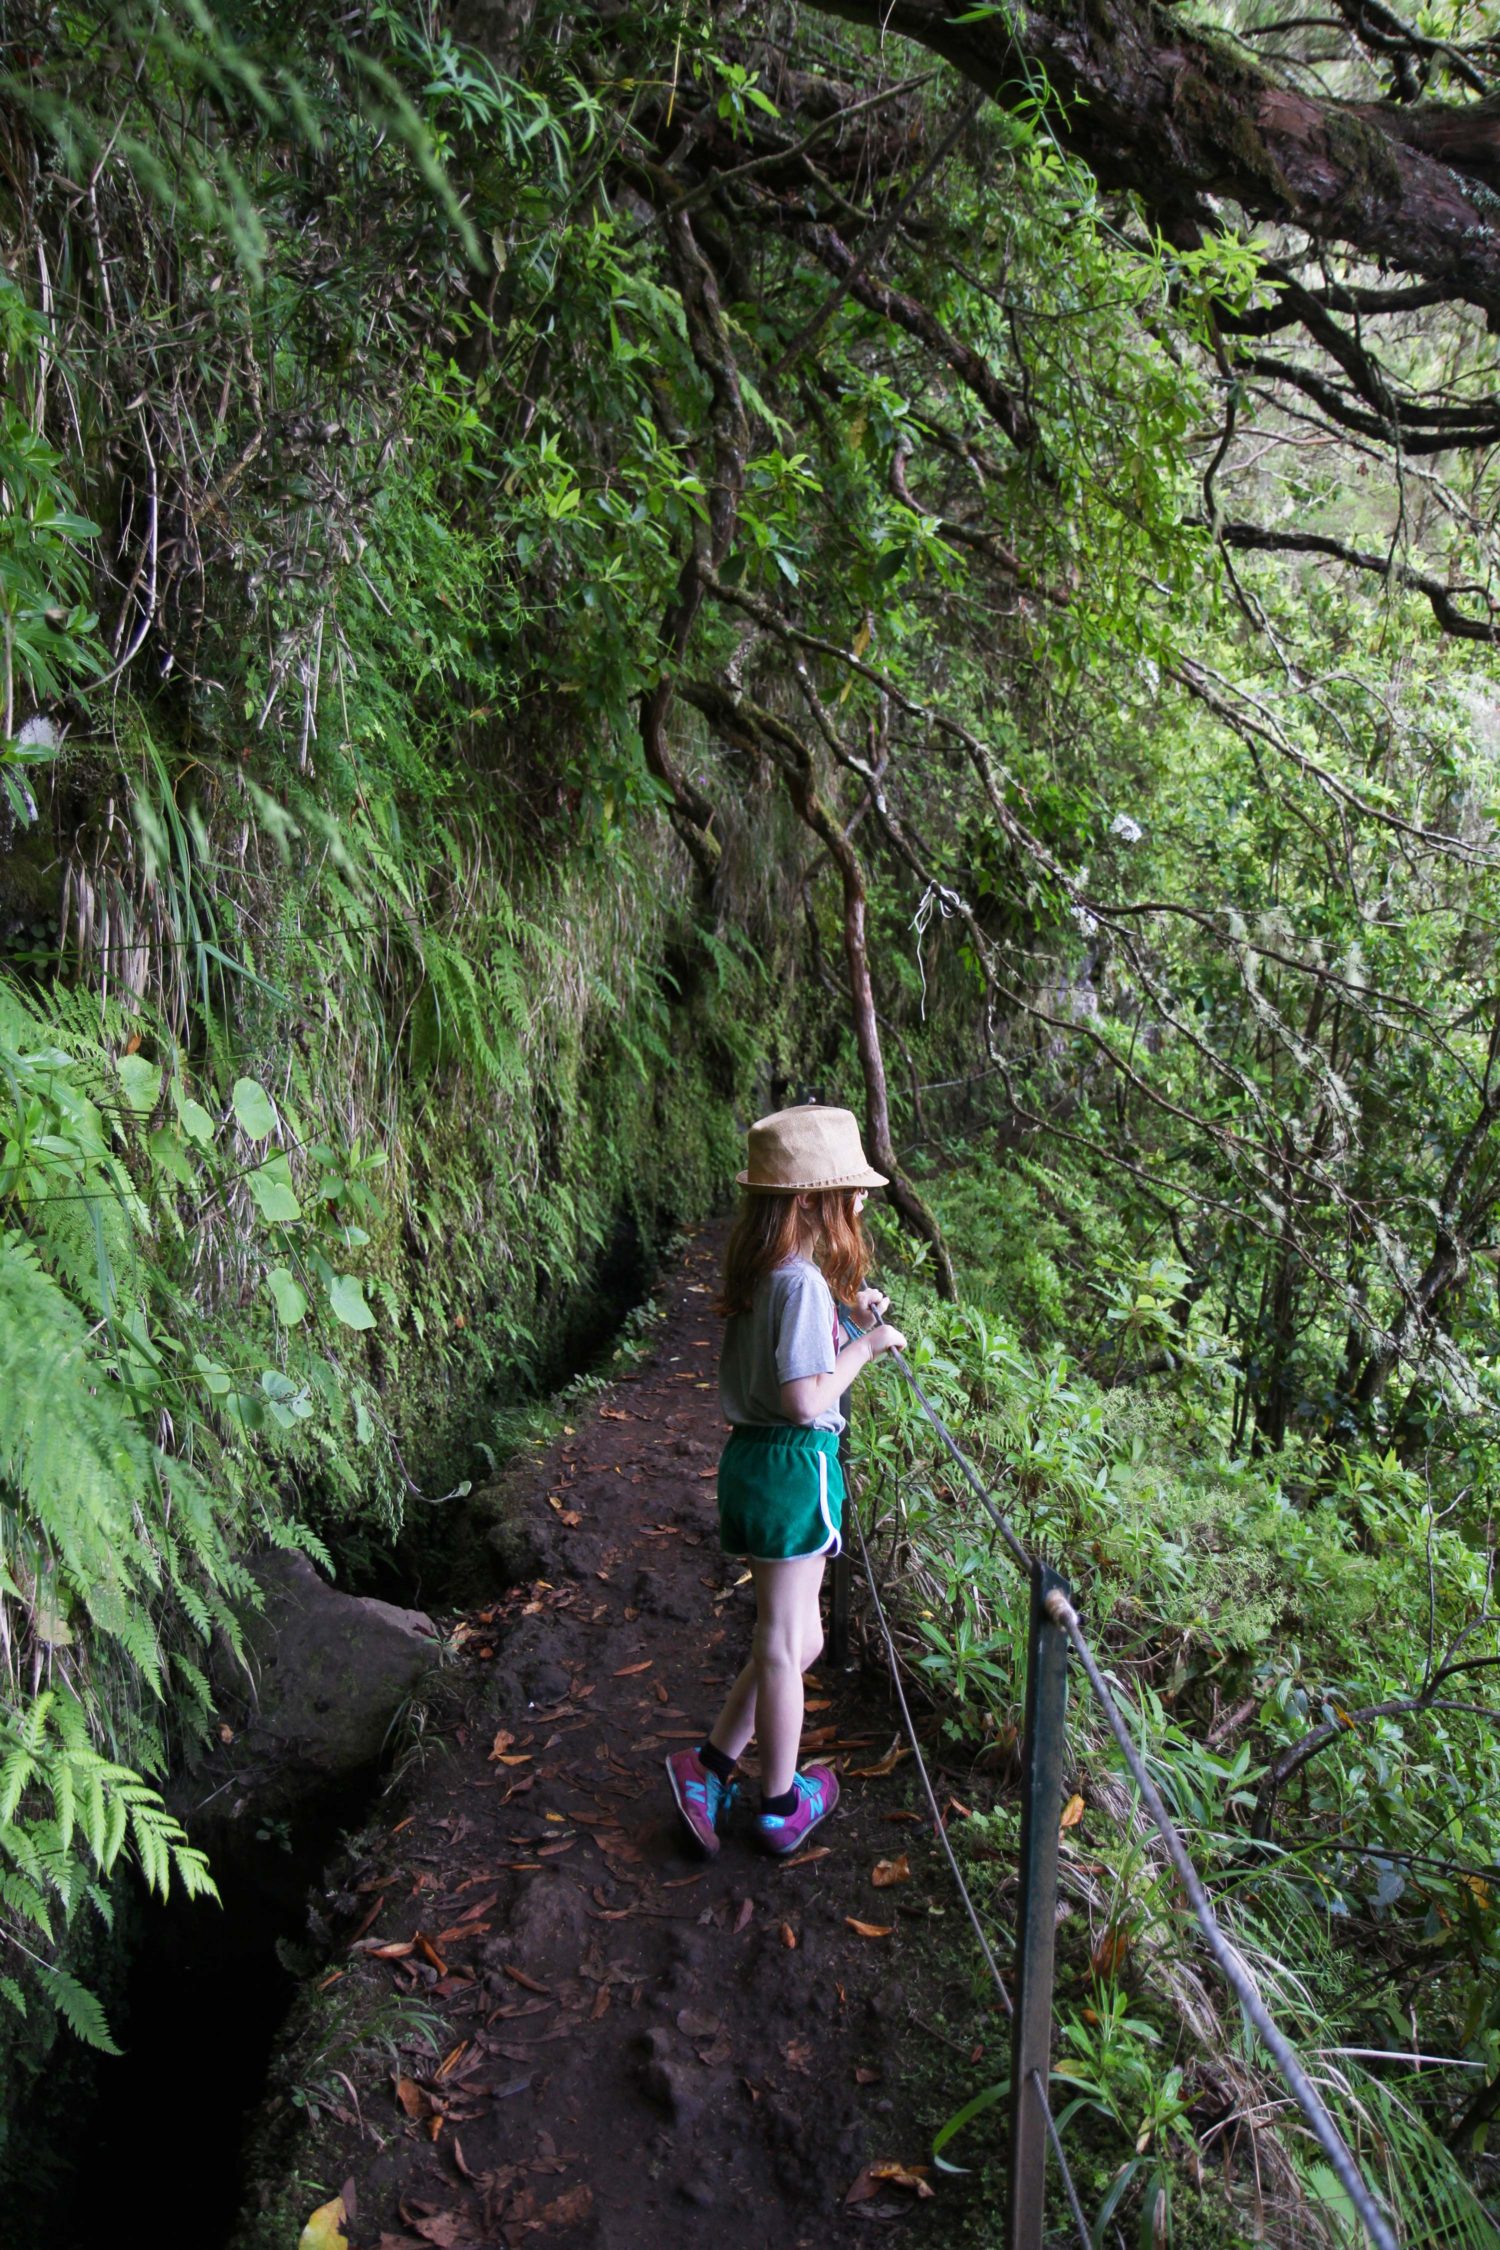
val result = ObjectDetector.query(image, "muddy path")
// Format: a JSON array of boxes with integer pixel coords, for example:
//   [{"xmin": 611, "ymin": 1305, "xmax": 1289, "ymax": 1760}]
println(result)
[{"xmin": 238, "ymin": 1226, "xmax": 1004, "ymax": 2249}]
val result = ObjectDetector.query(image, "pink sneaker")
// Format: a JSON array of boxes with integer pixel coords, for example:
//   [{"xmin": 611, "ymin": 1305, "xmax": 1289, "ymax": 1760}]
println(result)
[
  {"xmin": 665, "ymin": 1748, "xmax": 737, "ymax": 1856},
  {"xmin": 754, "ymin": 1766, "xmax": 839, "ymax": 1855}
]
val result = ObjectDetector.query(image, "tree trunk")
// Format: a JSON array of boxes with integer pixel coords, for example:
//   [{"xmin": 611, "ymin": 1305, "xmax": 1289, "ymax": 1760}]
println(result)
[
  {"xmin": 680, "ymin": 679, "xmax": 958, "ymax": 1297},
  {"xmin": 831, "ymin": 826, "xmax": 958, "ymax": 1300}
]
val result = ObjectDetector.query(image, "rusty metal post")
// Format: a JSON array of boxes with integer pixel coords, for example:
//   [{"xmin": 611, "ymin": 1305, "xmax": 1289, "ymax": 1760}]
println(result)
[{"xmin": 1008, "ymin": 1560, "xmax": 1071, "ymax": 2250}]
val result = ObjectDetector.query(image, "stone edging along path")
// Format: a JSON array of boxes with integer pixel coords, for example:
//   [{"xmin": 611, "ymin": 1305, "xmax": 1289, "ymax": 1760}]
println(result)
[{"xmin": 234, "ymin": 1227, "xmax": 1004, "ymax": 2249}]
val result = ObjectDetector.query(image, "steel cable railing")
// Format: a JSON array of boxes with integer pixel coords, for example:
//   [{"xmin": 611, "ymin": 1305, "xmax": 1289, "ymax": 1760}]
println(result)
[
  {"xmin": 846, "ymin": 1474, "xmax": 1093, "ymax": 2250},
  {"xmin": 847, "ymin": 1484, "xmax": 1015, "ymax": 2017},
  {"xmin": 845, "ymin": 1325, "xmax": 1401, "ymax": 2250}
]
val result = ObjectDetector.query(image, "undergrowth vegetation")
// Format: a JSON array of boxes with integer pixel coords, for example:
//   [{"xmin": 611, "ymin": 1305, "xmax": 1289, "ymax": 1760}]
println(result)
[{"xmin": 854, "ymin": 1178, "xmax": 1500, "ymax": 2244}]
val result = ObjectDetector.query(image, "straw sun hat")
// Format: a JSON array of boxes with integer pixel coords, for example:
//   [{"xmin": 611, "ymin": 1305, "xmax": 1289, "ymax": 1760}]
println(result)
[{"xmin": 737, "ymin": 1105, "xmax": 888, "ymax": 1193}]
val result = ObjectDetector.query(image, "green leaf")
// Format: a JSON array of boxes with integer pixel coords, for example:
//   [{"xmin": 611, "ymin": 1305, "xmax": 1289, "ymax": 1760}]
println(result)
[
  {"xmin": 232, "ymin": 1076, "xmax": 277, "ymax": 1139},
  {"xmin": 38, "ymin": 1966, "xmax": 121, "ymax": 2054},
  {"xmin": 328, "ymin": 1273, "xmax": 376, "ymax": 1331},
  {"xmin": 260, "ymin": 1367, "xmax": 314, "ymax": 1424},
  {"xmin": 116, "ymin": 1054, "xmax": 161, "ymax": 1114},
  {"xmin": 265, "ymin": 1266, "xmax": 308, "ymax": 1325},
  {"xmin": 147, "ymin": 1128, "xmax": 197, "ymax": 1186},
  {"xmin": 172, "ymin": 1087, "xmax": 215, "ymax": 1146},
  {"xmin": 191, "ymin": 1352, "xmax": 233, "ymax": 1398},
  {"xmin": 247, "ymin": 1159, "xmax": 300, "ymax": 1224},
  {"xmin": 932, "ymin": 2079, "xmax": 1009, "ymax": 2173}
]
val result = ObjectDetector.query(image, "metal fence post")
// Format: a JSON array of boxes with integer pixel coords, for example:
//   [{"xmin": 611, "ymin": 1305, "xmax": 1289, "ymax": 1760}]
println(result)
[{"xmin": 1008, "ymin": 1558, "xmax": 1071, "ymax": 2250}]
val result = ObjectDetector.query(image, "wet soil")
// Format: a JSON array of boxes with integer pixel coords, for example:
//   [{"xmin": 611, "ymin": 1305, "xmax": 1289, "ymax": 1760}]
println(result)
[{"xmin": 237, "ymin": 1225, "xmax": 1005, "ymax": 2249}]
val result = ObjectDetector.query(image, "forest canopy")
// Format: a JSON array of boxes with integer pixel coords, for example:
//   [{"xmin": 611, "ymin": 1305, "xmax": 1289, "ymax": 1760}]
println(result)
[{"xmin": 3, "ymin": 0, "xmax": 1500, "ymax": 2237}]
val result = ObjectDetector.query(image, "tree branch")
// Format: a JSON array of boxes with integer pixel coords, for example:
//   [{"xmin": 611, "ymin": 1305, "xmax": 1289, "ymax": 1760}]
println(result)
[
  {"xmin": 806, "ymin": 0, "xmax": 1500, "ymax": 310},
  {"xmin": 1210, "ymin": 517, "xmax": 1500, "ymax": 641}
]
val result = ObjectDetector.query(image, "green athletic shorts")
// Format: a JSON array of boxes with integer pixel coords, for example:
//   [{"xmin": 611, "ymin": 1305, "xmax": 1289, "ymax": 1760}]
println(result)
[{"xmin": 717, "ymin": 1424, "xmax": 844, "ymax": 1563}]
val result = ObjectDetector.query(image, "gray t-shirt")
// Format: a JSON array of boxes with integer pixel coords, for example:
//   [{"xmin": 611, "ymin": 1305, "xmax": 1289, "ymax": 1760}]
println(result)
[{"xmin": 720, "ymin": 1256, "xmax": 845, "ymax": 1433}]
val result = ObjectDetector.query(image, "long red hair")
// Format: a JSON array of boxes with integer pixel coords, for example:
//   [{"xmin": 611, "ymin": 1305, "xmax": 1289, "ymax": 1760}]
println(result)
[{"xmin": 717, "ymin": 1190, "xmax": 872, "ymax": 1318}]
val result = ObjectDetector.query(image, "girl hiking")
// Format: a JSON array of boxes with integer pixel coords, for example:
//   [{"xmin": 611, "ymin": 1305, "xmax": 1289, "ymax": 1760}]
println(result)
[{"xmin": 666, "ymin": 1106, "xmax": 908, "ymax": 1858}]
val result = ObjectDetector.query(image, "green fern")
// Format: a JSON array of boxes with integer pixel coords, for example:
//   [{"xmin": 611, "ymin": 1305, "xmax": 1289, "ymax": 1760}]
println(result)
[{"xmin": 35, "ymin": 1967, "xmax": 121, "ymax": 2056}]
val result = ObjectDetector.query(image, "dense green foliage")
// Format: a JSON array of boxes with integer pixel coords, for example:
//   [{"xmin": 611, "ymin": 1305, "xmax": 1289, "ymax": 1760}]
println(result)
[{"xmin": 4, "ymin": 0, "xmax": 1500, "ymax": 2237}]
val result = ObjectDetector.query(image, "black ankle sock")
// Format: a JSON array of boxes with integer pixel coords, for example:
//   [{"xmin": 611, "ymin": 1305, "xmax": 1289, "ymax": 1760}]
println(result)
[
  {"xmin": 699, "ymin": 1740, "xmax": 737, "ymax": 1782},
  {"xmin": 761, "ymin": 1784, "xmax": 798, "ymax": 1817}
]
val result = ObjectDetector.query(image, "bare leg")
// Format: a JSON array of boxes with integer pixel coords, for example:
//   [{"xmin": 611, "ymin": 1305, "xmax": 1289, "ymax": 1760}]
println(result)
[
  {"xmin": 707, "ymin": 1654, "xmax": 758, "ymax": 1766},
  {"xmin": 701, "ymin": 1554, "xmax": 824, "ymax": 1796},
  {"xmin": 708, "ymin": 1552, "xmax": 830, "ymax": 1767}
]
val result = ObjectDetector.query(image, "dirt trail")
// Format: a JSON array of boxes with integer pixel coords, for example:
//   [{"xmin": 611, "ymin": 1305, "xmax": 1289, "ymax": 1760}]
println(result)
[{"xmin": 262, "ymin": 1226, "xmax": 999, "ymax": 2249}]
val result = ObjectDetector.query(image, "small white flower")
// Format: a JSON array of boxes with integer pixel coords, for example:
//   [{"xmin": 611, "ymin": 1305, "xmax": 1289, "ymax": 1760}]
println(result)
[
  {"xmin": 16, "ymin": 714, "xmax": 59, "ymax": 750},
  {"xmin": 1109, "ymin": 812, "xmax": 1143, "ymax": 844},
  {"xmin": 1070, "ymin": 902, "xmax": 1098, "ymax": 937}
]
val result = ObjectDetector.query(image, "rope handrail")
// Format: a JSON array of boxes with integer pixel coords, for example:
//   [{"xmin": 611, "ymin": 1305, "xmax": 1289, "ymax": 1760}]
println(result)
[{"xmin": 860, "ymin": 1331, "xmax": 1401, "ymax": 2250}]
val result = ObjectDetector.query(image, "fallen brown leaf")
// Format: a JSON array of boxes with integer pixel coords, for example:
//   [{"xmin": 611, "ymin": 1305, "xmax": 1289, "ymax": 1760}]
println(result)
[
  {"xmin": 871, "ymin": 2162, "xmax": 935, "ymax": 2199},
  {"xmin": 614, "ymin": 1660, "xmax": 652, "ymax": 1676},
  {"xmin": 1061, "ymin": 1791, "xmax": 1086, "ymax": 1830},
  {"xmin": 348, "ymin": 1892, "xmax": 388, "ymax": 1943},
  {"xmin": 449, "ymin": 1893, "xmax": 499, "ymax": 1924},
  {"xmin": 408, "ymin": 2214, "xmax": 474, "ymax": 2248},
  {"xmin": 847, "ymin": 1740, "xmax": 909, "ymax": 1778},
  {"xmin": 871, "ymin": 1856, "xmax": 911, "ymax": 1888},
  {"xmin": 537, "ymin": 2184, "xmax": 593, "ymax": 2227},
  {"xmin": 845, "ymin": 1918, "xmax": 894, "ymax": 1940},
  {"xmin": 1091, "ymin": 1925, "xmax": 1130, "ymax": 1980},
  {"xmin": 503, "ymin": 1965, "xmax": 552, "ymax": 1995},
  {"xmin": 733, "ymin": 1897, "xmax": 754, "ymax": 1933},
  {"xmin": 778, "ymin": 1922, "xmax": 797, "ymax": 1949},
  {"xmin": 781, "ymin": 1846, "xmax": 832, "ymax": 1869},
  {"xmin": 854, "ymin": 2065, "xmax": 882, "ymax": 2086}
]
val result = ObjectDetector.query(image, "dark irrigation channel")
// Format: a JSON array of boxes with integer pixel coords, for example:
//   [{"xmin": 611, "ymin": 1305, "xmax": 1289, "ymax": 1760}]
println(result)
[
  {"xmin": 17, "ymin": 1217, "xmax": 660, "ymax": 2249},
  {"xmin": 26, "ymin": 1770, "xmax": 378, "ymax": 2250}
]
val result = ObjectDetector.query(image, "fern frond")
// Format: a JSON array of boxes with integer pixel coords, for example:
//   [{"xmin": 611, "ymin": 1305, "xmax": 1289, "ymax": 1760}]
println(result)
[{"xmin": 37, "ymin": 1966, "xmax": 121, "ymax": 2055}]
